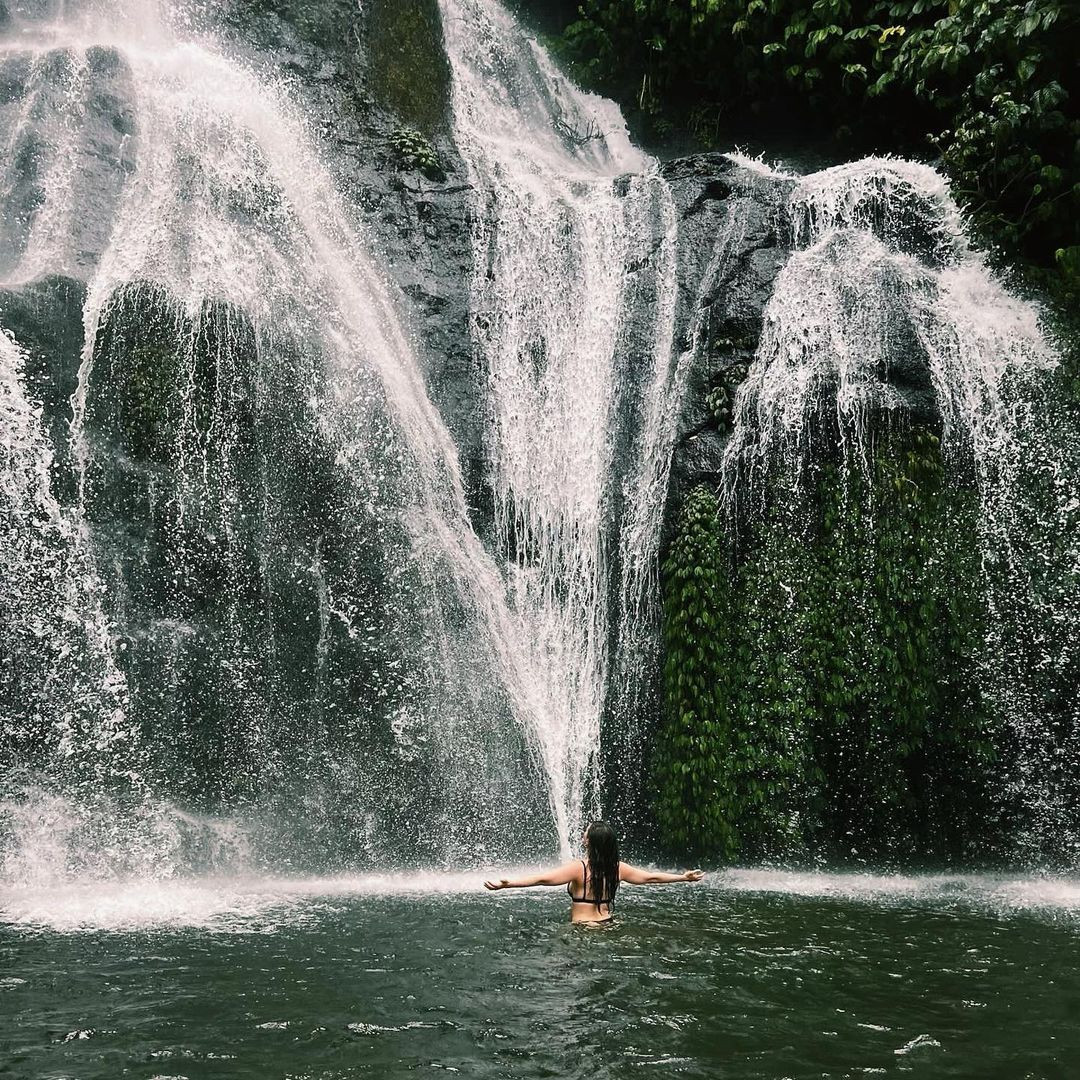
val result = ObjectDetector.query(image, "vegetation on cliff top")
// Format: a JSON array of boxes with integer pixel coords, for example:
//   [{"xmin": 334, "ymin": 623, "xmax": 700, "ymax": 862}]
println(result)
[{"xmin": 522, "ymin": 0, "xmax": 1079, "ymax": 329}]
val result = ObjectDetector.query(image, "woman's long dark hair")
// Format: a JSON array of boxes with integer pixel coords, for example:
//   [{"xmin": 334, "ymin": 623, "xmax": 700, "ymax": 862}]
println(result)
[{"xmin": 584, "ymin": 820, "xmax": 619, "ymax": 908}]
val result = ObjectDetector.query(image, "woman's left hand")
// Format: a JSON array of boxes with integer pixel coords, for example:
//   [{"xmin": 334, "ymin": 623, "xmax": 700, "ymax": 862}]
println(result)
[{"xmin": 483, "ymin": 879, "xmax": 509, "ymax": 890}]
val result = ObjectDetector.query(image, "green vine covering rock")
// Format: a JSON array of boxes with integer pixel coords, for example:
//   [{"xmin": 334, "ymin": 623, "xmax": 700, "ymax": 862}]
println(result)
[
  {"xmin": 705, "ymin": 361, "xmax": 750, "ymax": 431},
  {"xmin": 656, "ymin": 429, "xmax": 997, "ymax": 863},
  {"xmin": 655, "ymin": 482, "xmax": 806, "ymax": 860},
  {"xmin": 655, "ymin": 484, "xmax": 735, "ymax": 857}
]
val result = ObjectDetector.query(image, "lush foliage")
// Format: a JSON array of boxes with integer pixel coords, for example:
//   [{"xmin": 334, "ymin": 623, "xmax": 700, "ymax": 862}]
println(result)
[
  {"xmin": 654, "ymin": 486, "xmax": 724, "ymax": 854},
  {"xmin": 389, "ymin": 127, "xmax": 443, "ymax": 176},
  {"xmin": 656, "ymin": 430, "xmax": 998, "ymax": 863},
  {"xmin": 656, "ymin": 486, "xmax": 741, "ymax": 858},
  {"xmin": 540, "ymin": 1, "xmax": 1078, "ymax": 274}
]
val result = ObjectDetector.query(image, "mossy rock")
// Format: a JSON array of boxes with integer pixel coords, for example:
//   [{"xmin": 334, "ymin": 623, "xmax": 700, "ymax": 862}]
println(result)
[
  {"xmin": 365, "ymin": 0, "xmax": 451, "ymax": 136},
  {"xmin": 118, "ymin": 339, "xmax": 182, "ymax": 462},
  {"xmin": 86, "ymin": 285, "xmax": 239, "ymax": 465},
  {"xmin": 86, "ymin": 284, "xmax": 183, "ymax": 464}
]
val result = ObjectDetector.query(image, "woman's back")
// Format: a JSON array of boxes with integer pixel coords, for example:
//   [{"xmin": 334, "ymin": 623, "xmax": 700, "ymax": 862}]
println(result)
[
  {"xmin": 567, "ymin": 859, "xmax": 615, "ymax": 923},
  {"xmin": 482, "ymin": 819, "xmax": 704, "ymax": 922}
]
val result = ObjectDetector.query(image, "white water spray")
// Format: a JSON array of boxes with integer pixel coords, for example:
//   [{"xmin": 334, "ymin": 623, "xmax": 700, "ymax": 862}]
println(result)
[{"xmin": 440, "ymin": 0, "xmax": 689, "ymax": 847}]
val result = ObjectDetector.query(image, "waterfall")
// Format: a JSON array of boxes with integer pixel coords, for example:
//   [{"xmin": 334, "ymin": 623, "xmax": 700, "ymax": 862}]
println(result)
[
  {"xmin": 0, "ymin": 324, "xmax": 148, "ymax": 881},
  {"xmin": 0, "ymin": 326, "xmax": 131, "ymax": 761},
  {"xmin": 719, "ymin": 154, "xmax": 1080, "ymax": 859},
  {"xmin": 0, "ymin": 0, "xmax": 571, "ymax": 876},
  {"xmin": 0, "ymin": 0, "xmax": 690, "ymax": 875},
  {"xmin": 439, "ymin": 0, "xmax": 681, "ymax": 847},
  {"xmin": 3, "ymin": 0, "xmax": 1076, "ymax": 877}
]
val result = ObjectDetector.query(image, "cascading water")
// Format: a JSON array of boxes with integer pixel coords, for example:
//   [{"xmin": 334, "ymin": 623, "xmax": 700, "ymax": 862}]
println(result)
[
  {"xmin": 439, "ymin": 0, "xmax": 682, "ymax": 847},
  {"xmin": 722, "ymin": 156, "xmax": 1056, "ymax": 489},
  {"xmin": 0, "ymin": 0, "xmax": 568, "ymax": 877},
  {"xmin": 0, "ymin": 0, "xmax": 692, "ymax": 879},
  {"xmin": 2, "ymin": 0, "xmax": 1077, "ymax": 885},
  {"xmin": 0, "ymin": 323, "xmax": 134, "ymax": 795}
]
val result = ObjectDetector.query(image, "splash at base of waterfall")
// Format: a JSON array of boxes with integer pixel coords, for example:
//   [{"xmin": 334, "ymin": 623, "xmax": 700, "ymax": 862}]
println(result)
[{"xmin": 0, "ymin": 0, "xmax": 559, "ymax": 879}]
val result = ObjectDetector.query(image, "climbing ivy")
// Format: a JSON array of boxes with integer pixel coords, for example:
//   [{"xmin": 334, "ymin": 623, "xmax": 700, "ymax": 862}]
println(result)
[
  {"xmin": 655, "ymin": 485, "xmax": 732, "ymax": 856},
  {"xmin": 655, "ymin": 484, "xmax": 805, "ymax": 860},
  {"xmin": 794, "ymin": 432, "xmax": 996, "ymax": 860},
  {"xmin": 704, "ymin": 361, "xmax": 750, "ymax": 433},
  {"xmin": 655, "ymin": 428, "xmax": 997, "ymax": 863}
]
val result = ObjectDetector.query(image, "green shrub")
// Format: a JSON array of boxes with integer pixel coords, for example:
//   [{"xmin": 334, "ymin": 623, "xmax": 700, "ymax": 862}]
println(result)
[
  {"xmin": 389, "ymin": 127, "xmax": 442, "ymax": 176},
  {"xmin": 655, "ymin": 428, "xmax": 997, "ymax": 862}
]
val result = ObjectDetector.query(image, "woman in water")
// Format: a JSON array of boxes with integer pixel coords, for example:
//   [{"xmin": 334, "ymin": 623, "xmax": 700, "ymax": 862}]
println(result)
[{"xmin": 483, "ymin": 820, "xmax": 704, "ymax": 923}]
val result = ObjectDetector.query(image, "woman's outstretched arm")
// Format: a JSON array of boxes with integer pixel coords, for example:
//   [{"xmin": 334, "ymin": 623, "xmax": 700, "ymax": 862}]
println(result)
[
  {"xmin": 619, "ymin": 863, "xmax": 705, "ymax": 885},
  {"xmin": 484, "ymin": 860, "xmax": 580, "ymax": 891}
]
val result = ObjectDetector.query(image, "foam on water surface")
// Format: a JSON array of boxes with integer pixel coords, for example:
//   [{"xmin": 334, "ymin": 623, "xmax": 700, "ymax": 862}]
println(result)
[
  {"xmin": 7, "ymin": 868, "xmax": 1080, "ymax": 933},
  {"xmin": 720, "ymin": 868, "xmax": 1080, "ymax": 912},
  {"xmin": 0, "ymin": 871, "xmax": 493, "ymax": 932}
]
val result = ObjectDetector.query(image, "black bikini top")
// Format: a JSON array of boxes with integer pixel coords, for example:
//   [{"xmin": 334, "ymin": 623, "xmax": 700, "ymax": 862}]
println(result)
[{"xmin": 568, "ymin": 860, "xmax": 615, "ymax": 906}]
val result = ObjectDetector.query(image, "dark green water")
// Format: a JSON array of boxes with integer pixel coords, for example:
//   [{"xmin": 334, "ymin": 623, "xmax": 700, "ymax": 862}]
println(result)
[{"xmin": 2, "ymin": 872, "xmax": 1079, "ymax": 1079}]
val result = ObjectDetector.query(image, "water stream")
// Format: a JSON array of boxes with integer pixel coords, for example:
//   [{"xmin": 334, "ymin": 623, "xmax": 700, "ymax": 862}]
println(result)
[
  {"xmin": 0, "ymin": 0, "xmax": 559, "ymax": 875},
  {"xmin": 440, "ymin": 0, "xmax": 681, "ymax": 847}
]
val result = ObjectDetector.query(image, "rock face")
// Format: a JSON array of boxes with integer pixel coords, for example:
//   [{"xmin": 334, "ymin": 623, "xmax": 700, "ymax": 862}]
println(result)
[
  {"xmin": 659, "ymin": 153, "xmax": 942, "ymax": 517},
  {"xmin": 232, "ymin": 0, "xmax": 948, "ymax": 545},
  {"xmin": 221, "ymin": 0, "xmax": 489, "ymax": 520},
  {"xmin": 0, "ymin": 43, "xmax": 137, "ymax": 283},
  {"xmin": 660, "ymin": 154, "xmax": 791, "ymax": 508}
]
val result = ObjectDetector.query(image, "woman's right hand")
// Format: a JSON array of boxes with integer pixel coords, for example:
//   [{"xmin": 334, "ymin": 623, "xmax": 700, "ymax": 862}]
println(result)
[
  {"xmin": 483, "ymin": 879, "xmax": 509, "ymax": 891},
  {"xmin": 684, "ymin": 869, "xmax": 705, "ymax": 882}
]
